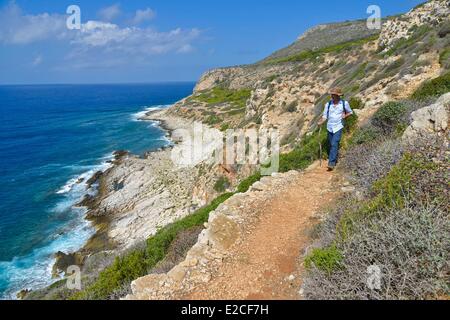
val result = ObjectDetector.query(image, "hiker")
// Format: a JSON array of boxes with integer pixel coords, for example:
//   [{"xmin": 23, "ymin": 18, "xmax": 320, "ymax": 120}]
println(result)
[{"xmin": 318, "ymin": 87, "xmax": 353, "ymax": 171}]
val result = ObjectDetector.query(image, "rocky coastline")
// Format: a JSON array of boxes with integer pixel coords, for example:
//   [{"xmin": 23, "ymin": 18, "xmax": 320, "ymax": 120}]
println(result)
[
  {"xmin": 21, "ymin": 108, "xmax": 213, "ymax": 299},
  {"xmin": 71, "ymin": 110, "xmax": 197, "ymax": 259}
]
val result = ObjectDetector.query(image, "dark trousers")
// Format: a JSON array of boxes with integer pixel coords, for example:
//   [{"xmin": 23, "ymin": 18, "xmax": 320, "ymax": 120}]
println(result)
[{"xmin": 327, "ymin": 129, "xmax": 343, "ymax": 167}]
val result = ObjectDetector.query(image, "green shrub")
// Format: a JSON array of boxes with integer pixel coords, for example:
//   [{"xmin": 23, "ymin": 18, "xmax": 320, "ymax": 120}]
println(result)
[
  {"xmin": 411, "ymin": 71, "xmax": 450, "ymax": 100},
  {"xmin": 371, "ymin": 101, "xmax": 408, "ymax": 135},
  {"xmin": 343, "ymin": 113, "xmax": 358, "ymax": 134},
  {"xmin": 348, "ymin": 125, "xmax": 380, "ymax": 145},
  {"xmin": 279, "ymin": 127, "xmax": 328, "ymax": 172},
  {"xmin": 348, "ymin": 97, "xmax": 364, "ymax": 110},
  {"xmin": 305, "ymin": 245, "xmax": 343, "ymax": 274},
  {"xmin": 337, "ymin": 153, "xmax": 437, "ymax": 239},
  {"xmin": 237, "ymin": 172, "xmax": 262, "ymax": 193},
  {"xmin": 226, "ymin": 108, "xmax": 246, "ymax": 116},
  {"xmin": 220, "ymin": 123, "xmax": 230, "ymax": 131},
  {"xmin": 194, "ymin": 87, "xmax": 252, "ymax": 109},
  {"xmin": 214, "ymin": 176, "xmax": 230, "ymax": 192},
  {"xmin": 264, "ymin": 74, "xmax": 279, "ymax": 83},
  {"xmin": 206, "ymin": 115, "xmax": 222, "ymax": 125},
  {"xmin": 349, "ymin": 63, "xmax": 368, "ymax": 81},
  {"xmin": 437, "ymin": 20, "xmax": 450, "ymax": 38}
]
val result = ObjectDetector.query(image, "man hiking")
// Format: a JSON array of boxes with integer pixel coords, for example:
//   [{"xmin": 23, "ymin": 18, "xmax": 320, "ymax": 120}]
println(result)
[{"xmin": 318, "ymin": 87, "xmax": 353, "ymax": 171}]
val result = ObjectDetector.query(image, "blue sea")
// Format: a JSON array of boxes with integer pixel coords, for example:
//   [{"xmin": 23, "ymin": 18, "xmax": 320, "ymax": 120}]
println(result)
[{"xmin": 0, "ymin": 83, "xmax": 194, "ymax": 299}]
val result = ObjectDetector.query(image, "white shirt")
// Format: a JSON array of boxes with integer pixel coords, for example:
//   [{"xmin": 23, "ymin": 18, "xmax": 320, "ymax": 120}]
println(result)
[{"xmin": 322, "ymin": 100, "xmax": 353, "ymax": 133}]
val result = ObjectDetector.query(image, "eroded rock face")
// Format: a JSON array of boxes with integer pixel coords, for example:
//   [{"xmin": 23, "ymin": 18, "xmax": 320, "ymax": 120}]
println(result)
[
  {"xmin": 403, "ymin": 93, "xmax": 450, "ymax": 144},
  {"xmin": 194, "ymin": 67, "xmax": 247, "ymax": 92},
  {"xmin": 379, "ymin": 0, "xmax": 449, "ymax": 51},
  {"xmin": 84, "ymin": 112, "xmax": 234, "ymax": 251}
]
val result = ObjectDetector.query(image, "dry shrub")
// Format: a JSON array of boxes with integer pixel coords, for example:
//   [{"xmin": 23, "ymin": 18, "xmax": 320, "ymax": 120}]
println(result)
[
  {"xmin": 150, "ymin": 226, "xmax": 203, "ymax": 274},
  {"xmin": 303, "ymin": 203, "xmax": 449, "ymax": 300},
  {"xmin": 341, "ymin": 138, "xmax": 403, "ymax": 193}
]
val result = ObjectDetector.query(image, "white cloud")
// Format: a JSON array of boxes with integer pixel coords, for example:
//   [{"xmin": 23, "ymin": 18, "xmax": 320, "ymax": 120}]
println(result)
[
  {"xmin": 98, "ymin": 4, "xmax": 121, "ymax": 22},
  {"xmin": 0, "ymin": 2, "xmax": 202, "ymax": 69},
  {"xmin": 0, "ymin": 2, "xmax": 67, "ymax": 44},
  {"xmin": 132, "ymin": 8, "xmax": 156, "ymax": 25},
  {"xmin": 177, "ymin": 44, "xmax": 194, "ymax": 54},
  {"xmin": 71, "ymin": 21, "xmax": 201, "ymax": 56}
]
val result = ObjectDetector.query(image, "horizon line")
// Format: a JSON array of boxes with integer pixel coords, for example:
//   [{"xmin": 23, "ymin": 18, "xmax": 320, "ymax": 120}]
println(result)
[{"xmin": 0, "ymin": 80, "xmax": 198, "ymax": 87}]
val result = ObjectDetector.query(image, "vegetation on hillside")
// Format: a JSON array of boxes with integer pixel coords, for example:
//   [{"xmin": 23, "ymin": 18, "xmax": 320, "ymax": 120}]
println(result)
[
  {"xmin": 192, "ymin": 87, "xmax": 252, "ymax": 109},
  {"xmin": 264, "ymin": 35, "xmax": 379, "ymax": 65},
  {"xmin": 303, "ymin": 91, "xmax": 449, "ymax": 299},
  {"xmin": 411, "ymin": 71, "xmax": 450, "ymax": 100}
]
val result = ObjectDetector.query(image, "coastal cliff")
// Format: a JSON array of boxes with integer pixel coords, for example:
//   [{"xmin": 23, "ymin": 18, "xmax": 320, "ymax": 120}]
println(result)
[{"xmin": 24, "ymin": 0, "xmax": 449, "ymax": 300}]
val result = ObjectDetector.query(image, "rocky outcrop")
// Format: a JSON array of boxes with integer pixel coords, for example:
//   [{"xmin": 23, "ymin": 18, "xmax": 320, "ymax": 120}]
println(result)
[
  {"xmin": 52, "ymin": 251, "xmax": 85, "ymax": 277},
  {"xmin": 403, "ymin": 93, "xmax": 450, "ymax": 144},
  {"xmin": 194, "ymin": 67, "xmax": 247, "ymax": 92},
  {"xmin": 379, "ymin": 0, "xmax": 449, "ymax": 51},
  {"xmin": 85, "ymin": 111, "xmax": 231, "ymax": 250}
]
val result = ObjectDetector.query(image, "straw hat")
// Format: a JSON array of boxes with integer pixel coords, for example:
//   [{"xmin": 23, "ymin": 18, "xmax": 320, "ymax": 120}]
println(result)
[{"xmin": 329, "ymin": 87, "xmax": 344, "ymax": 96}]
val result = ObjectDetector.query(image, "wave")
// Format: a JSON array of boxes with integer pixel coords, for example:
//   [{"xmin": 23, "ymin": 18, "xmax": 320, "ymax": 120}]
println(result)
[
  {"xmin": 0, "ymin": 153, "xmax": 116, "ymax": 299},
  {"xmin": 131, "ymin": 104, "xmax": 172, "ymax": 122},
  {"xmin": 1, "ymin": 104, "xmax": 172, "ymax": 299},
  {"xmin": 56, "ymin": 154, "xmax": 114, "ymax": 195},
  {"xmin": 0, "ymin": 207, "xmax": 93, "ymax": 299}
]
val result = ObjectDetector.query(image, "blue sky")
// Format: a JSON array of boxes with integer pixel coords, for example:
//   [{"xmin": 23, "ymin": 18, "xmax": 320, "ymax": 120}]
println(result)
[{"xmin": 0, "ymin": 0, "xmax": 425, "ymax": 84}]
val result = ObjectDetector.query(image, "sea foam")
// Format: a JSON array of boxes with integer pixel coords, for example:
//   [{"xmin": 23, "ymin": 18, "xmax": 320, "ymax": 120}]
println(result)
[{"xmin": 131, "ymin": 104, "xmax": 172, "ymax": 122}]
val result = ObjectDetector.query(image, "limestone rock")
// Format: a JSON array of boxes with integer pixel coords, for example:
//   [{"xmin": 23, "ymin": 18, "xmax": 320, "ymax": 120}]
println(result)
[
  {"xmin": 403, "ymin": 93, "xmax": 450, "ymax": 144},
  {"xmin": 379, "ymin": 0, "xmax": 449, "ymax": 51}
]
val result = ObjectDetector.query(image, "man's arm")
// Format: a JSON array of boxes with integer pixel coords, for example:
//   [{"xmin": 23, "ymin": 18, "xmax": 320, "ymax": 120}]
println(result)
[
  {"xmin": 318, "ymin": 104, "xmax": 328, "ymax": 126},
  {"xmin": 342, "ymin": 101, "xmax": 353, "ymax": 119}
]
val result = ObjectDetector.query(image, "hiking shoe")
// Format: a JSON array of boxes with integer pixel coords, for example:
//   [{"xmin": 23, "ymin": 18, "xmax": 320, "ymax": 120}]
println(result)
[{"xmin": 327, "ymin": 165, "xmax": 335, "ymax": 171}]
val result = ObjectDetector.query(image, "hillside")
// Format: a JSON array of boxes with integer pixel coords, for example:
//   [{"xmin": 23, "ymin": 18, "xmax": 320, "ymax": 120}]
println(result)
[
  {"xmin": 167, "ymin": 0, "xmax": 448, "ymax": 154},
  {"xmin": 24, "ymin": 0, "xmax": 449, "ymax": 301},
  {"xmin": 260, "ymin": 19, "xmax": 380, "ymax": 63}
]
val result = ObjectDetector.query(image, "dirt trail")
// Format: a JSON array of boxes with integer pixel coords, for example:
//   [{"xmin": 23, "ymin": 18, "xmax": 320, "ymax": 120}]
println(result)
[{"xmin": 177, "ymin": 162, "xmax": 342, "ymax": 300}]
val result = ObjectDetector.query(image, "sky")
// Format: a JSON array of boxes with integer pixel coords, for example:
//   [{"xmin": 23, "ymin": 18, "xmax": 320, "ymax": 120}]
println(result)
[{"xmin": 0, "ymin": 0, "xmax": 426, "ymax": 84}]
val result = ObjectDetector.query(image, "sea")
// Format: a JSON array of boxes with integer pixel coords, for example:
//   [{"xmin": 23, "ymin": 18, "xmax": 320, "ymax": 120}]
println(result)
[{"xmin": 0, "ymin": 83, "xmax": 195, "ymax": 299}]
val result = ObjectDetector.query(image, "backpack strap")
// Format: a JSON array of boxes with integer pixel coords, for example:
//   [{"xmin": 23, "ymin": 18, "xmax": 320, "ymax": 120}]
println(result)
[
  {"xmin": 327, "ymin": 101, "xmax": 332, "ymax": 119},
  {"xmin": 342, "ymin": 99, "xmax": 348, "ymax": 115}
]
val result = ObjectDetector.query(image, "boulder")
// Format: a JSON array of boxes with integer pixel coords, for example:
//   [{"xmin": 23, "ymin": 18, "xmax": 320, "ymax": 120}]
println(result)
[
  {"xmin": 402, "ymin": 93, "xmax": 449, "ymax": 144},
  {"xmin": 52, "ymin": 251, "xmax": 85, "ymax": 278}
]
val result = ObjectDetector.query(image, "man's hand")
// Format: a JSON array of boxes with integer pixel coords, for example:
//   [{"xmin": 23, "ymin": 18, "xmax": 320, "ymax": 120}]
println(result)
[
  {"xmin": 342, "ymin": 113, "xmax": 352, "ymax": 119},
  {"xmin": 318, "ymin": 118, "xmax": 326, "ymax": 126}
]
